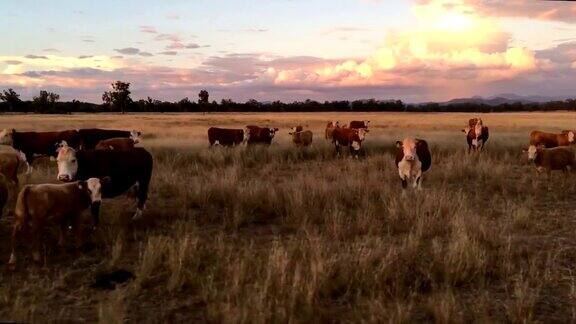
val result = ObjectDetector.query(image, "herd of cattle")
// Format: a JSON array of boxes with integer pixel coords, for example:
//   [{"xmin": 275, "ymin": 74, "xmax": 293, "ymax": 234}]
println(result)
[{"xmin": 0, "ymin": 118, "xmax": 575, "ymax": 267}]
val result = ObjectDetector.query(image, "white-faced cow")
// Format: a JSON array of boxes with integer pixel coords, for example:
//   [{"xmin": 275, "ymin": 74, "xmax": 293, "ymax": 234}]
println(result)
[
  {"xmin": 462, "ymin": 121, "xmax": 489, "ymax": 152},
  {"xmin": 332, "ymin": 127, "xmax": 368, "ymax": 158},
  {"xmin": 530, "ymin": 130, "xmax": 575, "ymax": 148},
  {"xmin": 523, "ymin": 145, "xmax": 575, "ymax": 174},
  {"xmin": 8, "ymin": 178, "xmax": 104, "ymax": 267},
  {"xmin": 395, "ymin": 138, "xmax": 432, "ymax": 189},
  {"xmin": 245, "ymin": 126, "xmax": 278, "ymax": 145},
  {"xmin": 56, "ymin": 142, "xmax": 153, "ymax": 223}
]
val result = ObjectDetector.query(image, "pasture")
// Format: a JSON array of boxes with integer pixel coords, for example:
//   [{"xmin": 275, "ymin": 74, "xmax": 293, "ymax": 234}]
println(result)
[{"xmin": 1, "ymin": 111, "xmax": 576, "ymax": 322}]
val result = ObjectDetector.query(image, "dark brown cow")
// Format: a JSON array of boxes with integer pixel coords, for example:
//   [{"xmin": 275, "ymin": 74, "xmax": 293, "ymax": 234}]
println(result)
[
  {"xmin": 78, "ymin": 129, "xmax": 141, "ymax": 150},
  {"xmin": 8, "ymin": 178, "xmax": 104, "ymax": 267},
  {"xmin": 56, "ymin": 142, "xmax": 153, "ymax": 224},
  {"xmin": 395, "ymin": 138, "xmax": 432, "ymax": 189},
  {"xmin": 208, "ymin": 127, "xmax": 247, "ymax": 147},
  {"xmin": 246, "ymin": 126, "xmax": 278, "ymax": 145},
  {"xmin": 349, "ymin": 120, "xmax": 370, "ymax": 129},
  {"xmin": 0, "ymin": 128, "xmax": 81, "ymax": 164},
  {"xmin": 331, "ymin": 127, "xmax": 368, "ymax": 158},
  {"xmin": 530, "ymin": 130, "xmax": 574, "ymax": 148},
  {"xmin": 523, "ymin": 145, "xmax": 575, "ymax": 174}
]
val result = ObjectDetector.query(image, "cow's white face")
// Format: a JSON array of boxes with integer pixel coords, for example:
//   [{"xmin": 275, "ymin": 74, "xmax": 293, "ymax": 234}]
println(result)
[
  {"xmin": 0, "ymin": 129, "xmax": 14, "ymax": 146},
  {"xmin": 130, "ymin": 130, "xmax": 141, "ymax": 144},
  {"xmin": 269, "ymin": 128, "xmax": 278, "ymax": 138},
  {"xmin": 288, "ymin": 127, "xmax": 297, "ymax": 135},
  {"xmin": 84, "ymin": 178, "xmax": 103, "ymax": 203},
  {"xmin": 364, "ymin": 120, "xmax": 370, "ymax": 128},
  {"xmin": 526, "ymin": 145, "xmax": 538, "ymax": 160},
  {"xmin": 568, "ymin": 131, "xmax": 575, "ymax": 143},
  {"xmin": 57, "ymin": 143, "xmax": 78, "ymax": 181},
  {"xmin": 398, "ymin": 138, "xmax": 418, "ymax": 162},
  {"xmin": 357, "ymin": 129, "xmax": 367, "ymax": 141},
  {"xmin": 243, "ymin": 128, "xmax": 251, "ymax": 142}
]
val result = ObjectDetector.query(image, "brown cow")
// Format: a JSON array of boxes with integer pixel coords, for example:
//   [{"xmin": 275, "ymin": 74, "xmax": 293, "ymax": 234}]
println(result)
[
  {"xmin": 208, "ymin": 127, "xmax": 247, "ymax": 147},
  {"xmin": 523, "ymin": 145, "xmax": 575, "ymax": 174},
  {"xmin": 462, "ymin": 122, "xmax": 489, "ymax": 153},
  {"xmin": 95, "ymin": 132, "xmax": 141, "ymax": 150},
  {"xmin": 78, "ymin": 129, "xmax": 141, "ymax": 150},
  {"xmin": 289, "ymin": 127, "xmax": 313, "ymax": 147},
  {"xmin": 349, "ymin": 120, "xmax": 370, "ymax": 129},
  {"xmin": 0, "ymin": 129, "xmax": 81, "ymax": 165},
  {"xmin": 395, "ymin": 138, "xmax": 432, "ymax": 189},
  {"xmin": 530, "ymin": 130, "xmax": 575, "ymax": 148},
  {"xmin": 246, "ymin": 126, "xmax": 278, "ymax": 145},
  {"xmin": 332, "ymin": 127, "xmax": 368, "ymax": 158},
  {"xmin": 8, "ymin": 178, "xmax": 104, "ymax": 267},
  {"xmin": 325, "ymin": 121, "xmax": 340, "ymax": 140}
]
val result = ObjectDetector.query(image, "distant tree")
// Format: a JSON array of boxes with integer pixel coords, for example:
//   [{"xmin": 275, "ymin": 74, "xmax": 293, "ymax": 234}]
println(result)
[
  {"xmin": 198, "ymin": 89, "xmax": 209, "ymax": 104},
  {"xmin": 33, "ymin": 90, "xmax": 60, "ymax": 112},
  {"xmin": 102, "ymin": 81, "xmax": 132, "ymax": 113},
  {"xmin": 0, "ymin": 88, "xmax": 22, "ymax": 111}
]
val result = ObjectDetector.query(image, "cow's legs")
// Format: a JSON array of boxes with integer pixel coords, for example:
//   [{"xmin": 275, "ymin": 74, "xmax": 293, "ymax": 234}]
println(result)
[
  {"xmin": 8, "ymin": 220, "xmax": 24, "ymax": 267},
  {"xmin": 133, "ymin": 177, "xmax": 150, "ymax": 221},
  {"xmin": 334, "ymin": 143, "xmax": 341, "ymax": 157},
  {"xmin": 58, "ymin": 223, "xmax": 68, "ymax": 250},
  {"xmin": 30, "ymin": 221, "xmax": 42, "ymax": 264},
  {"xmin": 401, "ymin": 177, "xmax": 408, "ymax": 189},
  {"xmin": 73, "ymin": 216, "xmax": 84, "ymax": 253}
]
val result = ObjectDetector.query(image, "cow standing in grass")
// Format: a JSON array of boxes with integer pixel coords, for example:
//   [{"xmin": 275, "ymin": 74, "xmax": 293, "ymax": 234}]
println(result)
[
  {"xmin": 530, "ymin": 130, "xmax": 575, "ymax": 148},
  {"xmin": 462, "ymin": 118, "xmax": 489, "ymax": 152},
  {"xmin": 395, "ymin": 138, "xmax": 432, "ymax": 190},
  {"xmin": 325, "ymin": 121, "xmax": 340, "ymax": 140},
  {"xmin": 523, "ymin": 145, "xmax": 575, "ymax": 174},
  {"xmin": 246, "ymin": 126, "xmax": 278, "ymax": 145},
  {"xmin": 289, "ymin": 127, "xmax": 313, "ymax": 147},
  {"xmin": 332, "ymin": 128, "xmax": 368, "ymax": 158}
]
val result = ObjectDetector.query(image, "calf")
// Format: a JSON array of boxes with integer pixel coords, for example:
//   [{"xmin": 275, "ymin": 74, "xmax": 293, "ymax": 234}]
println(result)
[
  {"xmin": 349, "ymin": 120, "xmax": 370, "ymax": 129},
  {"xmin": 332, "ymin": 127, "xmax": 368, "ymax": 158},
  {"xmin": 523, "ymin": 145, "xmax": 575, "ymax": 174},
  {"xmin": 246, "ymin": 126, "xmax": 278, "ymax": 145},
  {"xmin": 0, "ymin": 128, "xmax": 81, "ymax": 164},
  {"xmin": 530, "ymin": 130, "xmax": 575, "ymax": 148},
  {"xmin": 208, "ymin": 127, "xmax": 247, "ymax": 147},
  {"xmin": 8, "ymin": 178, "xmax": 103, "ymax": 267},
  {"xmin": 56, "ymin": 142, "xmax": 153, "ymax": 223},
  {"xmin": 95, "ymin": 132, "xmax": 140, "ymax": 150},
  {"xmin": 78, "ymin": 129, "xmax": 141, "ymax": 150},
  {"xmin": 289, "ymin": 127, "xmax": 313, "ymax": 147},
  {"xmin": 325, "ymin": 121, "xmax": 340, "ymax": 140},
  {"xmin": 395, "ymin": 138, "xmax": 432, "ymax": 189},
  {"xmin": 462, "ymin": 123, "xmax": 489, "ymax": 152}
]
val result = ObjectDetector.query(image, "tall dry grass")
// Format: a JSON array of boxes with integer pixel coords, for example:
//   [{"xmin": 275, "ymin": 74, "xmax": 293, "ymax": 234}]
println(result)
[{"xmin": 0, "ymin": 112, "xmax": 575, "ymax": 322}]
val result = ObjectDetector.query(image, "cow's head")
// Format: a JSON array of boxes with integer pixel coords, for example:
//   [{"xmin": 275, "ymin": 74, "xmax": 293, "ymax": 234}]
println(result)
[
  {"xmin": 523, "ymin": 145, "xmax": 542, "ymax": 161},
  {"xmin": 0, "ymin": 128, "xmax": 15, "ymax": 146},
  {"xmin": 357, "ymin": 128, "xmax": 368, "ymax": 141},
  {"xmin": 288, "ymin": 126, "xmax": 298, "ymax": 135},
  {"xmin": 461, "ymin": 126, "xmax": 471, "ymax": 134},
  {"xmin": 566, "ymin": 131, "xmax": 575, "ymax": 143},
  {"xmin": 269, "ymin": 128, "xmax": 279, "ymax": 138},
  {"xmin": 56, "ymin": 141, "xmax": 78, "ymax": 182},
  {"xmin": 243, "ymin": 127, "xmax": 251, "ymax": 142},
  {"xmin": 78, "ymin": 177, "xmax": 104, "ymax": 204},
  {"xmin": 130, "ymin": 130, "xmax": 142, "ymax": 144},
  {"xmin": 396, "ymin": 138, "xmax": 419, "ymax": 162},
  {"xmin": 363, "ymin": 120, "xmax": 370, "ymax": 128}
]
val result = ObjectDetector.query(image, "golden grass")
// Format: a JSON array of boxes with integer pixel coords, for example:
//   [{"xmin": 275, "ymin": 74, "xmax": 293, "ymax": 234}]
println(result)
[{"xmin": 0, "ymin": 112, "xmax": 575, "ymax": 322}]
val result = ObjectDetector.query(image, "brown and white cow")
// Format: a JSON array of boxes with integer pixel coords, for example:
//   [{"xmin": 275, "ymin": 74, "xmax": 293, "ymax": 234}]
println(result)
[
  {"xmin": 78, "ymin": 129, "xmax": 141, "ymax": 150},
  {"xmin": 325, "ymin": 121, "xmax": 340, "ymax": 140},
  {"xmin": 349, "ymin": 120, "xmax": 370, "ymax": 129},
  {"xmin": 246, "ymin": 125, "xmax": 278, "ymax": 145},
  {"xmin": 332, "ymin": 127, "xmax": 368, "ymax": 158},
  {"xmin": 523, "ymin": 145, "xmax": 575, "ymax": 174},
  {"xmin": 395, "ymin": 138, "xmax": 432, "ymax": 189},
  {"xmin": 56, "ymin": 142, "xmax": 153, "ymax": 223},
  {"xmin": 289, "ymin": 127, "xmax": 313, "ymax": 147},
  {"xmin": 462, "ymin": 122, "xmax": 489, "ymax": 152},
  {"xmin": 530, "ymin": 130, "xmax": 575, "ymax": 148},
  {"xmin": 8, "ymin": 178, "xmax": 104, "ymax": 267},
  {"xmin": 0, "ymin": 128, "xmax": 81, "ymax": 165},
  {"xmin": 208, "ymin": 127, "xmax": 247, "ymax": 147},
  {"xmin": 95, "ymin": 131, "xmax": 141, "ymax": 150}
]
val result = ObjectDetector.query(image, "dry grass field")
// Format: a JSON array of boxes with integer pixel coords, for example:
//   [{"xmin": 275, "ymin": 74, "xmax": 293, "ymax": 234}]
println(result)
[{"xmin": 1, "ymin": 111, "xmax": 576, "ymax": 322}]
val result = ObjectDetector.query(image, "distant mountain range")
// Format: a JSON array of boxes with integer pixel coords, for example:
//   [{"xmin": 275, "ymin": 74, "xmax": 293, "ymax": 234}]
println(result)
[{"xmin": 437, "ymin": 94, "xmax": 570, "ymax": 106}]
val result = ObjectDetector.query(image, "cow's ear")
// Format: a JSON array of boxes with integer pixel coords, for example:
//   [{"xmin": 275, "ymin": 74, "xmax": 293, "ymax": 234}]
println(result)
[
  {"xmin": 395, "ymin": 141, "xmax": 402, "ymax": 148},
  {"xmin": 461, "ymin": 129, "xmax": 467, "ymax": 133},
  {"xmin": 101, "ymin": 176, "xmax": 112, "ymax": 185},
  {"xmin": 77, "ymin": 181, "xmax": 86, "ymax": 190},
  {"xmin": 522, "ymin": 147, "xmax": 528, "ymax": 152}
]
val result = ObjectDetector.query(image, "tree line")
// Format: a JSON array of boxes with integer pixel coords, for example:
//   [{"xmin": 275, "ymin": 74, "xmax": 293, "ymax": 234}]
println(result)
[{"xmin": 1, "ymin": 81, "xmax": 575, "ymax": 114}]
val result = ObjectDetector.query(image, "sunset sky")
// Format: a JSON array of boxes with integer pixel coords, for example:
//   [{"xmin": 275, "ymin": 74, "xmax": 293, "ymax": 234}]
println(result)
[{"xmin": 1, "ymin": 0, "xmax": 576, "ymax": 103}]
